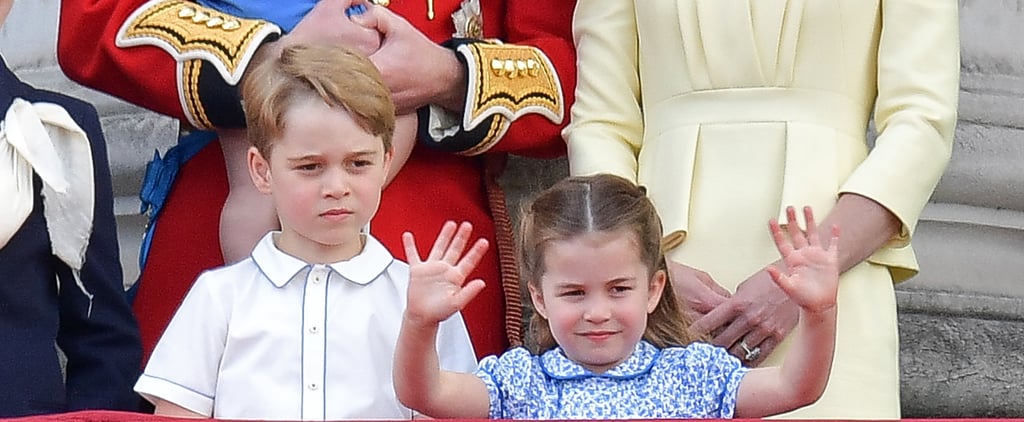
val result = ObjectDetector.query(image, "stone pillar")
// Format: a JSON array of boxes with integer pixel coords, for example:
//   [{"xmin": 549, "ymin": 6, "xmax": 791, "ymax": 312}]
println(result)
[{"xmin": 897, "ymin": 0, "xmax": 1024, "ymax": 416}]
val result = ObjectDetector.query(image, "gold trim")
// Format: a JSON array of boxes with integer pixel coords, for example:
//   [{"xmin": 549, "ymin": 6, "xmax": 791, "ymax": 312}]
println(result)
[
  {"xmin": 457, "ymin": 42, "xmax": 564, "ymax": 136},
  {"xmin": 116, "ymin": 0, "xmax": 280, "ymax": 85},
  {"xmin": 459, "ymin": 115, "xmax": 509, "ymax": 156},
  {"xmin": 180, "ymin": 59, "xmax": 214, "ymax": 129}
]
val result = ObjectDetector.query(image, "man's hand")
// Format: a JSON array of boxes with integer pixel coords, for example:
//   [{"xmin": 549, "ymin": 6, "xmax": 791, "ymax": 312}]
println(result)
[
  {"xmin": 351, "ymin": 6, "xmax": 467, "ymax": 114},
  {"xmin": 283, "ymin": 0, "xmax": 382, "ymax": 55}
]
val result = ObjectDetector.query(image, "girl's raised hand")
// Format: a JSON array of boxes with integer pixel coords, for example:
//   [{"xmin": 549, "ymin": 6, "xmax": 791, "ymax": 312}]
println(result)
[
  {"xmin": 766, "ymin": 206, "xmax": 840, "ymax": 314},
  {"xmin": 402, "ymin": 221, "xmax": 489, "ymax": 326}
]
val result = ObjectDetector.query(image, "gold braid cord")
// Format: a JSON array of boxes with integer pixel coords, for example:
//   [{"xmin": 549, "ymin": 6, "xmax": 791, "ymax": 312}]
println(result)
[
  {"xmin": 455, "ymin": 42, "xmax": 563, "ymax": 156},
  {"xmin": 180, "ymin": 59, "xmax": 213, "ymax": 129},
  {"xmin": 483, "ymin": 155, "xmax": 523, "ymax": 347},
  {"xmin": 116, "ymin": 0, "xmax": 280, "ymax": 128}
]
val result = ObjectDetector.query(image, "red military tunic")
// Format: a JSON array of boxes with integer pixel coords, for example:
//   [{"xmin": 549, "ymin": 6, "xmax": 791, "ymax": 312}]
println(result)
[{"xmin": 57, "ymin": 0, "xmax": 576, "ymax": 363}]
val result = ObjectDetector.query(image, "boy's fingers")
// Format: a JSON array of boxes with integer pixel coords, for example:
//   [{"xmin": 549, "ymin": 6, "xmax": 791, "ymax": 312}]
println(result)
[{"xmin": 402, "ymin": 232, "xmax": 421, "ymax": 264}]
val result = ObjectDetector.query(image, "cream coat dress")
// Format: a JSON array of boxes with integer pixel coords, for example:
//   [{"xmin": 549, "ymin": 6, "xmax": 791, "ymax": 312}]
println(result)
[{"xmin": 566, "ymin": 0, "xmax": 958, "ymax": 418}]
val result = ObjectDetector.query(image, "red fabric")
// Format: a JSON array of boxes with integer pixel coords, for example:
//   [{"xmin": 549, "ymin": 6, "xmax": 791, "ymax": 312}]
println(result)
[
  {"xmin": 130, "ymin": 144, "xmax": 228, "ymax": 362},
  {"xmin": 57, "ymin": 0, "xmax": 577, "ymax": 365}
]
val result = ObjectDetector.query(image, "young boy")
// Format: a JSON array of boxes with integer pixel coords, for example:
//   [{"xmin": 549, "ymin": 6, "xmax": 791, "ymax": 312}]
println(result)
[
  {"xmin": 133, "ymin": 44, "xmax": 477, "ymax": 420},
  {"xmin": 0, "ymin": 0, "xmax": 142, "ymax": 417}
]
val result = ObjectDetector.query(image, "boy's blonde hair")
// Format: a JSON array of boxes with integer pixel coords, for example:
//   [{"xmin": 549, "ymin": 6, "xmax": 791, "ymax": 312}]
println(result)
[
  {"xmin": 241, "ymin": 43, "xmax": 396, "ymax": 157},
  {"xmin": 519, "ymin": 174, "xmax": 701, "ymax": 353}
]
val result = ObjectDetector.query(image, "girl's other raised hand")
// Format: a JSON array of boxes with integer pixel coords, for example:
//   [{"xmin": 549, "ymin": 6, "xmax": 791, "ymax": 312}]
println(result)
[{"xmin": 766, "ymin": 206, "xmax": 840, "ymax": 314}]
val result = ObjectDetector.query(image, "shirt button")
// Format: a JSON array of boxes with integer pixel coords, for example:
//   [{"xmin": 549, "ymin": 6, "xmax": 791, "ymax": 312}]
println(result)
[
  {"xmin": 309, "ymin": 325, "xmax": 320, "ymax": 334},
  {"xmin": 312, "ymin": 275, "xmax": 323, "ymax": 284},
  {"xmin": 308, "ymin": 383, "xmax": 319, "ymax": 391}
]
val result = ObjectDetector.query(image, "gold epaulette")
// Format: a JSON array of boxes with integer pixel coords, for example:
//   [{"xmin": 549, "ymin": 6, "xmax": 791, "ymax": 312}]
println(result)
[
  {"xmin": 116, "ymin": 0, "xmax": 280, "ymax": 86},
  {"xmin": 454, "ymin": 42, "xmax": 564, "ymax": 155}
]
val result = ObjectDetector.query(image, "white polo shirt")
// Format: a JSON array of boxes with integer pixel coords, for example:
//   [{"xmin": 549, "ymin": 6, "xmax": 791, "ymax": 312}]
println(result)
[{"xmin": 135, "ymin": 232, "xmax": 477, "ymax": 420}]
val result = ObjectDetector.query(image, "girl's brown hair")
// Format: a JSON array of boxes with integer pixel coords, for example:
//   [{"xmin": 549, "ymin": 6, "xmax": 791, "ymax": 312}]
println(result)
[
  {"xmin": 241, "ymin": 43, "xmax": 396, "ymax": 158},
  {"xmin": 519, "ymin": 174, "xmax": 700, "ymax": 354}
]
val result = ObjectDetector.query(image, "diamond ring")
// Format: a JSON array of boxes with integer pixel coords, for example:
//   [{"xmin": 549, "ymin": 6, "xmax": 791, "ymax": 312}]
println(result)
[{"xmin": 740, "ymin": 341, "xmax": 761, "ymax": 361}]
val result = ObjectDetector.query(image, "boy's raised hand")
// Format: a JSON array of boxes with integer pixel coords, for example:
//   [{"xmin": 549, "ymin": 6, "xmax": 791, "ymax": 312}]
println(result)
[
  {"xmin": 402, "ymin": 221, "xmax": 489, "ymax": 325},
  {"xmin": 767, "ymin": 206, "xmax": 840, "ymax": 314}
]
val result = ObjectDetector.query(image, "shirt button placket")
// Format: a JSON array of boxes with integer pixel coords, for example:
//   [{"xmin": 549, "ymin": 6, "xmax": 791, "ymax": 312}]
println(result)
[{"xmin": 301, "ymin": 265, "xmax": 328, "ymax": 420}]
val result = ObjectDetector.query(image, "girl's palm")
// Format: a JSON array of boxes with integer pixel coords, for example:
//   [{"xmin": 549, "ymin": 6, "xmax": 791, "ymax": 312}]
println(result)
[
  {"xmin": 403, "ymin": 221, "xmax": 489, "ymax": 324},
  {"xmin": 768, "ymin": 206, "xmax": 840, "ymax": 313}
]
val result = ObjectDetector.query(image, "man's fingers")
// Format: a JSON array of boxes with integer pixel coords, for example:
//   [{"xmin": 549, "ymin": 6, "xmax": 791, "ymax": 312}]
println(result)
[{"xmin": 351, "ymin": 3, "xmax": 391, "ymax": 34}]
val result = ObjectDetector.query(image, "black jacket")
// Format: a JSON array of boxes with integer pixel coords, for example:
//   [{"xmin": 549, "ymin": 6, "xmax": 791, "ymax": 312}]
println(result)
[{"xmin": 0, "ymin": 57, "xmax": 142, "ymax": 417}]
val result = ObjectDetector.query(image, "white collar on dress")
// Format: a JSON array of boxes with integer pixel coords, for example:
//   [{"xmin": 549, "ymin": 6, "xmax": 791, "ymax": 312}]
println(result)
[{"xmin": 540, "ymin": 340, "xmax": 661, "ymax": 380}]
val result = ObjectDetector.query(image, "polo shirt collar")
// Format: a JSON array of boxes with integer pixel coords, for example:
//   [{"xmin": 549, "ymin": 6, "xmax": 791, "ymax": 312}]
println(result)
[
  {"xmin": 540, "ymin": 340, "xmax": 660, "ymax": 380},
  {"xmin": 250, "ymin": 232, "xmax": 395, "ymax": 288}
]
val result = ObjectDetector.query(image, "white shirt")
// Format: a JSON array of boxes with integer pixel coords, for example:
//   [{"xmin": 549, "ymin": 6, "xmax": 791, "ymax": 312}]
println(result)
[{"xmin": 135, "ymin": 233, "xmax": 477, "ymax": 420}]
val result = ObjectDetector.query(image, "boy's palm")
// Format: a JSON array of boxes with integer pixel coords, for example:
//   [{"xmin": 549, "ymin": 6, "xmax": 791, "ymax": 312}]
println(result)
[
  {"xmin": 767, "ymin": 207, "xmax": 840, "ymax": 314},
  {"xmin": 403, "ymin": 222, "xmax": 489, "ymax": 325}
]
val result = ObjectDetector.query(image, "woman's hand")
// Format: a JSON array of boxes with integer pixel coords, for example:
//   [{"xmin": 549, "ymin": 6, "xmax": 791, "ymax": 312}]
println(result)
[
  {"xmin": 692, "ymin": 267, "xmax": 799, "ymax": 367},
  {"xmin": 666, "ymin": 260, "xmax": 730, "ymax": 324},
  {"xmin": 691, "ymin": 206, "xmax": 839, "ymax": 367}
]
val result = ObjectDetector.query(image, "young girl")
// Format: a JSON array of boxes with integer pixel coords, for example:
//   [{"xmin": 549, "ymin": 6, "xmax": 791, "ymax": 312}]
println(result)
[{"xmin": 394, "ymin": 174, "xmax": 840, "ymax": 418}]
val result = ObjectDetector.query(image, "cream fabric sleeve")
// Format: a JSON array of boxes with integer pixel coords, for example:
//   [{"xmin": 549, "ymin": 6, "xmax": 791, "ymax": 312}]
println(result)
[
  {"xmin": 563, "ymin": 0, "xmax": 643, "ymax": 182},
  {"xmin": 839, "ymin": 0, "xmax": 959, "ymax": 263}
]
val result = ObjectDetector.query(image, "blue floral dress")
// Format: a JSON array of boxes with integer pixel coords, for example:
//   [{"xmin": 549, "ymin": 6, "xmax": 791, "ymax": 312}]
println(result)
[{"xmin": 474, "ymin": 340, "xmax": 748, "ymax": 419}]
